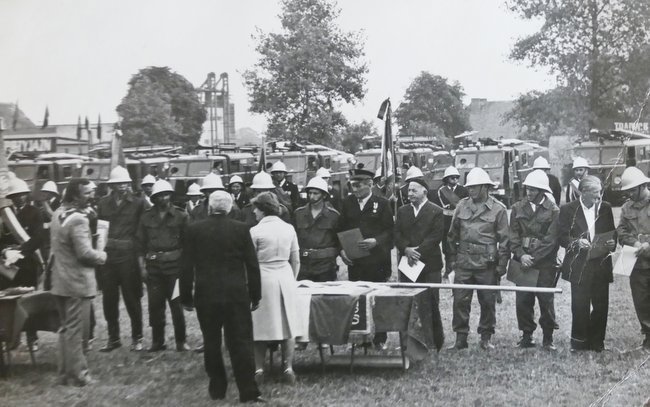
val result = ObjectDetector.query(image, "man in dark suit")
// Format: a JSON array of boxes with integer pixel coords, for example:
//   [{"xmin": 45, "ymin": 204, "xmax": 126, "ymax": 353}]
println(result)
[
  {"xmin": 557, "ymin": 175, "xmax": 616, "ymax": 352},
  {"xmin": 180, "ymin": 191, "xmax": 263, "ymax": 403}
]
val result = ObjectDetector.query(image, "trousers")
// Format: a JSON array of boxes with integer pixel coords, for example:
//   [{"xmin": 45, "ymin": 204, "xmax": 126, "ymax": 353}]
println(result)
[
  {"xmin": 516, "ymin": 265, "xmax": 557, "ymax": 333},
  {"xmin": 195, "ymin": 301, "xmax": 260, "ymax": 401},
  {"xmin": 146, "ymin": 272, "xmax": 186, "ymax": 343},
  {"xmin": 630, "ymin": 267, "xmax": 650, "ymax": 335},
  {"xmin": 452, "ymin": 267, "xmax": 497, "ymax": 336},
  {"xmin": 101, "ymin": 258, "xmax": 143, "ymax": 342},
  {"xmin": 570, "ymin": 268, "xmax": 610, "ymax": 350},
  {"xmin": 54, "ymin": 296, "xmax": 92, "ymax": 383}
]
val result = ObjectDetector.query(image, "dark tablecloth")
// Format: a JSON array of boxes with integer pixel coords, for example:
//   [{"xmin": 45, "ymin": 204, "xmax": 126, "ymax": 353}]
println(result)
[{"xmin": 0, "ymin": 291, "xmax": 60, "ymax": 349}]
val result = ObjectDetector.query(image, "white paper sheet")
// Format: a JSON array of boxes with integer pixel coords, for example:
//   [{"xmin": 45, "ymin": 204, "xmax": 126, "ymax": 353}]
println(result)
[
  {"xmin": 171, "ymin": 278, "xmax": 180, "ymax": 300},
  {"xmin": 613, "ymin": 245, "xmax": 637, "ymax": 277},
  {"xmin": 398, "ymin": 257, "xmax": 425, "ymax": 282},
  {"xmin": 96, "ymin": 220, "xmax": 110, "ymax": 251}
]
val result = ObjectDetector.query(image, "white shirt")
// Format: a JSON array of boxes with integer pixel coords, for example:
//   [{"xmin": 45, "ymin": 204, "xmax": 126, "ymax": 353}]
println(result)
[
  {"xmin": 358, "ymin": 194, "xmax": 371, "ymax": 210},
  {"xmin": 529, "ymin": 196, "xmax": 545, "ymax": 213},
  {"xmin": 580, "ymin": 198, "xmax": 597, "ymax": 240},
  {"xmin": 412, "ymin": 198, "xmax": 428, "ymax": 217}
]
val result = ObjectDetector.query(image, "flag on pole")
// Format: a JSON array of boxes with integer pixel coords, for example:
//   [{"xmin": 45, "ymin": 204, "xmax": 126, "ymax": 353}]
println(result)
[
  {"xmin": 97, "ymin": 115, "xmax": 102, "ymax": 140},
  {"xmin": 42, "ymin": 106, "xmax": 49, "ymax": 129},
  {"xmin": 85, "ymin": 116, "xmax": 90, "ymax": 130},
  {"xmin": 12, "ymin": 101, "xmax": 19, "ymax": 130},
  {"xmin": 257, "ymin": 136, "xmax": 267, "ymax": 172},
  {"xmin": 110, "ymin": 122, "xmax": 125, "ymax": 170},
  {"xmin": 77, "ymin": 116, "xmax": 82, "ymax": 139},
  {"xmin": 377, "ymin": 98, "xmax": 397, "ymax": 200}
]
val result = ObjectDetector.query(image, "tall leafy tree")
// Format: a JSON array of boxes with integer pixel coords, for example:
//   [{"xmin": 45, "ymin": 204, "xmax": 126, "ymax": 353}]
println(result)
[
  {"xmin": 506, "ymin": 0, "xmax": 650, "ymax": 137},
  {"xmin": 394, "ymin": 72, "xmax": 471, "ymax": 145},
  {"xmin": 340, "ymin": 120, "xmax": 378, "ymax": 153},
  {"xmin": 244, "ymin": 0, "xmax": 367, "ymax": 145},
  {"xmin": 117, "ymin": 66, "xmax": 206, "ymax": 147}
]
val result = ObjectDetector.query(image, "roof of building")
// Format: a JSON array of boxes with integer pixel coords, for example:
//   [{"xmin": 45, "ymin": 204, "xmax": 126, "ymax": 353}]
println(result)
[{"xmin": 0, "ymin": 103, "xmax": 35, "ymax": 129}]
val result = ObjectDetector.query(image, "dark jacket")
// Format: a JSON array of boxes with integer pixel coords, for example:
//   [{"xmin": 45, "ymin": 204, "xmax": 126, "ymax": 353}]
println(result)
[
  {"xmin": 97, "ymin": 193, "xmax": 147, "ymax": 263},
  {"xmin": 395, "ymin": 200, "xmax": 445, "ymax": 276},
  {"xmin": 557, "ymin": 199, "xmax": 616, "ymax": 285},
  {"xmin": 0, "ymin": 204, "xmax": 44, "ymax": 288},
  {"xmin": 294, "ymin": 203, "xmax": 340, "ymax": 277},
  {"xmin": 548, "ymin": 174, "xmax": 562, "ymax": 205},
  {"xmin": 431, "ymin": 184, "xmax": 469, "ymax": 215},
  {"xmin": 136, "ymin": 205, "xmax": 188, "ymax": 274},
  {"xmin": 509, "ymin": 197, "xmax": 560, "ymax": 267},
  {"xmin": 180, "ymin": 214, "xmax": 261, "ymax": 307},
  {"xmin": 279, "ymin": 180, "xmax": 300, "ymax": 211},
  {"xmin": 617, "ymin": 198, "xmax": 650, "ymax": 269}
]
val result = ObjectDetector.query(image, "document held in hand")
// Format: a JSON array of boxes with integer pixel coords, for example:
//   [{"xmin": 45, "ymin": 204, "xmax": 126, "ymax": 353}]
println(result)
[
  {"xmin": 336, "ymin": 228, "xmax": 370, "ymax": 260},
  {"xmin": 613, "ymin": 245, "xmax": 637, "ymax": 277},
  {"xmin": 96, "ymin": 220, "xmax": 110, "ymax": 252},
  {"xmin": 506, "ymin": 258, "xmax": 539, "ymax": 287},
  {"xmin": 398, "ymin": 257, "xmax": 425, "ymax": 282},
  {"xmin": 587, "ymin": 230, "xmax": 615, "ymax": 260}
]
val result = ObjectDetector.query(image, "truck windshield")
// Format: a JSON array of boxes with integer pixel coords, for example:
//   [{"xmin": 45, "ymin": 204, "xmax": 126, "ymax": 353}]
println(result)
[
  {"xmin": 455, "ymin": 153, "xmax": 476, "ymax": 169},
  {"xmin": 477, "ymin": 152, "xmax": 503, "ymax": 168},
  {"xmin": 12, "ymin": 166, "xmax": 36, "ymax": 181},
  {"xmin": 601, "ymin": 147, "xmax": 624, "ymax": 165},
  {"xmin": 574, "ymin": 148, "xmax": 600, "ymax": 165},
  {"xmin": 187, "ymin": 161, "xmax": 212, "ymax": 177},
  {"xmin": 356, "ymin": 154, "xmax": 378, "ymax": 171}
]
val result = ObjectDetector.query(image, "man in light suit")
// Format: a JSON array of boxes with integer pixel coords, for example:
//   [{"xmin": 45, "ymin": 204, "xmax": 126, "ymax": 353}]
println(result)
[
  {"xmin": 180, "ymin": 191, "xmax": 263, "ymax": 403},
  {"xmin": 557, "ymin": 175, "xmax": 616, "ymax": 352}
]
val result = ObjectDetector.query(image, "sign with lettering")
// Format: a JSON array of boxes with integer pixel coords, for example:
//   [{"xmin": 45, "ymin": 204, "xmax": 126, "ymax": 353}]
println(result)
[
  {"xmin": 614, "ymin": 122, "xmax": 650, "ymax": 133},
  {"xmin": 350, "ymin": 295, "xmax": 372, "ymax": 334},
  {"xmin": 4, "ymin": 138, "xmax": 53, "ymax": 153}
]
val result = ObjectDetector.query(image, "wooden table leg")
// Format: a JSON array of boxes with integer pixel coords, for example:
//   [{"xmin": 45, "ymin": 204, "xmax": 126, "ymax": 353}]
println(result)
[{"xmin": 0, "ymin": 341, "xmax": 6, "ymax": 378}]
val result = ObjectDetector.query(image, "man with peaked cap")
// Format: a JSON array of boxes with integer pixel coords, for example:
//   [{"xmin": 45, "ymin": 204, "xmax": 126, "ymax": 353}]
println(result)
[
  {"xmin": 616, "ymin": 167, "xmax": 650, "ymax": 350},
  {"xmin": 270, "ymin": 161, "xmax": 299, "ymax": 211},
  {"xmin": 338, "ymin": 166, "xmax": 394, "ymax": 349},
  {"xmin": 566, "ymin": 157, "xmax": 590, "ymax": 203},
  {"xmin": 137, "ymin": 179, "xmax": 189, "ymax": 352},
  {"xmin": 431, "ymin": 166, "xmax": 468, "ymax": 279},
  {"xmin": 97, "ymin": 165, "xmax": 148, "ymax": 352},
  {"xmin": 509, "ymin": 170, "xmax": 560, "ymax": 350},
  {"xmin": 447, "ymin": 167, "xmax": 510, "ymax": 351},
  {"xmin": 532, "ymin": 157, "xmax": 561, "ymax": 204},
  {"xmin": 294, "ymin": 177, "xmax": 340, "ymax": 282}
]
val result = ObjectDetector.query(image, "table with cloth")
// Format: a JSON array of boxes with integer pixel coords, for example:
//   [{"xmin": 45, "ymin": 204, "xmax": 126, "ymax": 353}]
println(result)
[
  {"xmin": 0, "ymin": 290, "xmax": 60, "ymax": 376},
  {"xmin": 294, "ymin": 282, "xmax": 444, "ymax": 370}
]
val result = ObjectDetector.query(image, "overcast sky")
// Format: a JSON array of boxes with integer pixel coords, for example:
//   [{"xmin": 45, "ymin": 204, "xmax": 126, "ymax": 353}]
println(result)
[{"xmin": 0, "ymin": 0, "xmax": 553, "ymax": 133}]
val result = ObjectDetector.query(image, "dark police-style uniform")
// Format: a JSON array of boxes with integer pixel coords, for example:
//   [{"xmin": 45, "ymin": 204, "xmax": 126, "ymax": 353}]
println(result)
[
  {"xmin": 338, "ymin": 194, "xmax": 394, "ymax": 282},
  {"xmin": 447, "ymin": 196, "xmax": 509, "ymax": 338},
  {"xmin": 136, "ymin": 205, "xmax": 188, "ymax": 348},
  {"xmin": 509, "ymin": 197, "xmax": 559, "ymax": 337},
  {"xmin": 558, "ymin": 199, "xmax": 616, "ymax": 351},
  {"xmin": 294, "ymin": 203, "xmax": 340, "ymax": 282},
  {"xmin": 617, "ymin": 198, "xmax": 650, "ymax": 344},
  {"xmin": 432, "ymin": 184, "xmax": 468, "ymax": 275},
  {"xmin": 97, "ymin": 192, "xmax": 147, "ymax": 345},
  {"xmin": 0, "ymin": 203, "xmax": 44, "ymax": 290},
  {"xmin": 278, "ymin": 180, "xmax": 300, "ymax": 212}
]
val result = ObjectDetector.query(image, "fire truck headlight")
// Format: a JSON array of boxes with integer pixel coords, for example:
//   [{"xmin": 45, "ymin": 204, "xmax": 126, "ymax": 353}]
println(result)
[{"xmin": 613, "ymin": 176, "xmax": 622, "ymax": 185}]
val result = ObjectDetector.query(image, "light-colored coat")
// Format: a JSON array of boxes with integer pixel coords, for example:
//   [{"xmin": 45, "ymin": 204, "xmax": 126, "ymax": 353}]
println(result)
[{"xmin": 50, "ymin": 204, "xmax": 107, "ymax": 297}]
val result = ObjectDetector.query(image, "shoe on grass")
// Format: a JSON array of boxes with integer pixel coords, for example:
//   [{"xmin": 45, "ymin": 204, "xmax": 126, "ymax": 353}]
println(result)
[{"xmin": 99, "ymin": 340, "xmax": 122, "ymax": 352}]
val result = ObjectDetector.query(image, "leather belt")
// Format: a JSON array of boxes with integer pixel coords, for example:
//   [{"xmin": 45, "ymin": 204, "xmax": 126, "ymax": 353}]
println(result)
[
  {"xmin": 301, "ymin": 247, "xmax": 339, "ymax": 260},
  {"xmin": 458, "ymin": 241, "xmax": 497, "ymax": 255},
  {"xmin": 145, "ymin": 249, "xmax": 182, "ymax": 262}
]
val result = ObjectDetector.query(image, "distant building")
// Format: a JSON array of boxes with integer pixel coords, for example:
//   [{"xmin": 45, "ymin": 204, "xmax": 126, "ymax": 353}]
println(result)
[{"xmin": 467, "ymin": 98, "xmax": 523, "ymax": 141}]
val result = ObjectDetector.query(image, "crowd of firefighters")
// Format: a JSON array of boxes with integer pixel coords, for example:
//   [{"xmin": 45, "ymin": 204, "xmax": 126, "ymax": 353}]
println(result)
[{"xmin": 2, "ymin": 152, "xmax": 650, "ymax": 394}]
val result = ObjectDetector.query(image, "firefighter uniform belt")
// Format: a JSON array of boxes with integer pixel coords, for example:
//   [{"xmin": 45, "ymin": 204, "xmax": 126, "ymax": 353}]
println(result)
[
  {"xmin": 522, "ymin": 237, "xmax": 541, "ymax": 251},
  {"xmin": 458, "ymin": 242, "xmax": 497, "ymax": 255},
  {"xmin": 301, "ymin": 247, "xmax": 339, "ymax": 260},
  {"xmin": 145, "ymin": 249, "xmax": 182, "ymax": 263}
]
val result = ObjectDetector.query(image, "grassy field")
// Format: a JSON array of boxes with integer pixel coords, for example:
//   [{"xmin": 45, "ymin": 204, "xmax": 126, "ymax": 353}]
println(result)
[{"xmin": 2, "ymin": 209, "xmax": 650, "ymax": 406}]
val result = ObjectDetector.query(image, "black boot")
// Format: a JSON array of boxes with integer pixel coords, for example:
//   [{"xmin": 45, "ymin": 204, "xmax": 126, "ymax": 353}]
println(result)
[
  {"xmin": 643, "ymin": 334, "xmax": 650, "ymax": 351},
  {"xmin": 480, "ymin": 334, "xmax": 494, "ymax": 350},
  {"xmin": 148, "ymin": 326, "xmax": 166, "ymax": 352},
  {"xmin": 517, "ymin": 332, "xmax": 536, "ymax": 348},
  {"xmin": 447, "ymin": 333, "xmax": 468, "ymax": 350},
  {"xmin": 542, "ymin": 331, "xmax": 556, "ymax": 351}
]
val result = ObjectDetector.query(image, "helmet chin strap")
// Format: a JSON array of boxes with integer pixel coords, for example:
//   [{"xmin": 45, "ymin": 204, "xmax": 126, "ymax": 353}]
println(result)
[{"xmin": 531, "ymin": 189, "xmax": 544, "ymax": 204}]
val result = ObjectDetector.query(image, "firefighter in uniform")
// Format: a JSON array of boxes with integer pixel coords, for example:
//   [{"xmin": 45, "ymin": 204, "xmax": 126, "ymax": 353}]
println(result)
[
  {"xmin": 294, "ymin": 177, "xmax": 340, "ymax": 282},
  {"xmin": 616, "ymin": 166, "xmax": 650, "ymax": 350},
  {"xmin": 339, "ymin": 167, "xmax": 394, "ymax": 348},
  {"xmin": 241, "ymin": 172, "xmax": 292, "ymax": 227},
  {"xmin": 509, "ymin": 170, "xmax": 560, "ymax": 350},
  {"xmin": 137, "ymin": 180, "xmax": 188, "ymax": 351},
  {"xmin": 531, "ymin": 157, "xmax": 562, "ymax": 205},
  {"xmin": 270, "ymin": 161, "xmax": 299, "ymax": 212},
  {"xmin": 229, "ymin": 175, "xmax": 250, "ymax": 210},
  {"xmin": 315, "ymin": 167, "xmax": 342, "ymax": 211},
  {"xmin": 431, "ymin": 166, "xmax": 468, "ymax": 278},
  {"xmin": 565, "ymin": 157, "xmax": 589, "ymax": 203},
  {"xmin": 141, "ymin": 174, "xmax": 156, "ymax": 206},
  {"xmin": 184, "ymin": 183, "xmax": 203, "ymax": 214},
  {"xmin": 447, "ymin": 167, "xmax": 509, "ymax": 350}
]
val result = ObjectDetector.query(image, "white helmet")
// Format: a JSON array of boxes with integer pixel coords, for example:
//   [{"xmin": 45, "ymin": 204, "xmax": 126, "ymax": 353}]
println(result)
[
  {"xmin": 107, "ymin": 165, "xmax": 132, "ymax": 184},
  {"xmin": 141, "ymin": 174, "xmax": 156, "ymax": 186},
  {"xmin": 7, "ymin": 178, "xmax": 30, "ymax": 196},
  {"xmin": 620, "ymin": 166, "xmax": 650, "ymax": 191},
  {"xmin": 572, "ymin": 157, "xmax": 590, "ymax": 169},
  {"xmin": 305, "ymin": 177, "xmax": 329, "ymax": 195},
  {"xmin": 229, "ymin": 175, "xmax": 244, "ymax": 185},
  {"xmin": 150, "ymin": 180, "xmax": 174, "ymax": 198},
  {"xmin": 464, "ymin": 167, "xmax": 495, "ymax": 187},
  {"xmin": 270, "ymin": 161, "xmax": 288, "ymax": 173},
  {"xmin": 250, "ymin": 171, "xmax": 275, "ymax": 190},
  {"xmin": 186, "ymin": 183, "xmax": 202, "ymax": 196},
  {"xmin": 316, "ymin": 167, "xmax": 331, "ymax": 178},
  {"xmin": 41, "ymin": 180, "xmax": 59, "ymax": 196},
  {"xmin": 523, "ymin": 169, "xmax": 552, "ymax": 193},
  {"xmin": 443, "ymin": 166, "xmax": 461, "ymax": 179},
  {"xmin": 404, "ymin": 166, "xmax": 424, "ymax": 181},
  {"xmin": 200, "ymin": 173, "xmax": 224, "ymax": 191},
  {"xmin": 532, "ymin": 156, "xmax": 551, "ymax": 170}
]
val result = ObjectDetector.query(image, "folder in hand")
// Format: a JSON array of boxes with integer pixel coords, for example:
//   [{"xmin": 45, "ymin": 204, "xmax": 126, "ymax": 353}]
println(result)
[
  {"xmin": 336, "ymin": 228, "xmax": 370, "ymax": 260},
  {"xmin": 506, "ymin": 259, "xmax": 539, "ymax": 287}
]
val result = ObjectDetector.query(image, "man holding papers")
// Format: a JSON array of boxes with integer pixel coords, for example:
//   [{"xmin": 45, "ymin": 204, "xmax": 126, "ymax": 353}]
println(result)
[
  {"xmin": 509, "ymin": 170, "xmax": 560, "ymax": 350},
  {"xmin": 557, "ymin": 175, "xmax": 616, "ymax": 352},
  {"xmin": 616, "ymin": 166, "xmax": 650, "ymax": 350}
]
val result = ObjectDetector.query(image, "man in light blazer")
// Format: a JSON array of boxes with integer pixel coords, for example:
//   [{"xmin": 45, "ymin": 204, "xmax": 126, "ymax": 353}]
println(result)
[{"xmin": 557, "ymin": 175, "xmax": 616, "ymax": 352}]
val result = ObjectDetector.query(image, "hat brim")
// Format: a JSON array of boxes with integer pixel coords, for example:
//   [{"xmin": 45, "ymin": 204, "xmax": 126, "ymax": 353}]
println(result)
[
  {"xmin": 304, "ymin": 186, "xmax": 329, "ymax": 195},
  {"xmin": 621, "ymin": 178, "xmax": 650, "ymax": 191}
]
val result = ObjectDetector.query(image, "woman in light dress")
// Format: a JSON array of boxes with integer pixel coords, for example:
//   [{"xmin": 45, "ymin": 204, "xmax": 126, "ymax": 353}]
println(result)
[{"xmin": 249, "ymin": 192, "xmax": 300, "ymax": 384}]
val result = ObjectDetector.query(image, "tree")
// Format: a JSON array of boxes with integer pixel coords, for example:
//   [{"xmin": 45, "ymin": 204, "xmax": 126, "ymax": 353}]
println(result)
[
  {"xmin": 117, "ymin": 67, "xmax": 206, "ymax": 147},
  {"xmin": 506, "ymin": 0, "xmax": 650, "ymax": 136},
  {"xmin": 243, "ymin": 0, "xmax": 367, "ymax": 145},
  {"xmin": 340, "ymin": 120, "xmax": 377, "ymax": 153},
  {"xmin": 394, "ymin": 72, "xmax": 471, "ymax": 144}
]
